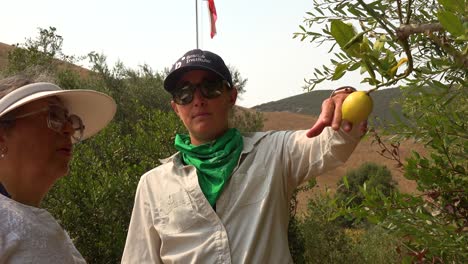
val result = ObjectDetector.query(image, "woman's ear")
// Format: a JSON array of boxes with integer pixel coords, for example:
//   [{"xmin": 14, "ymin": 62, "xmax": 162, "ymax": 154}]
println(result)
[
  {"xmin": 171, "ymin": 100, "xmax": 180, "ymax": 116},
  {"xmin": 229, "ymin": 88, "xmax": 238, "ymax": 106}
]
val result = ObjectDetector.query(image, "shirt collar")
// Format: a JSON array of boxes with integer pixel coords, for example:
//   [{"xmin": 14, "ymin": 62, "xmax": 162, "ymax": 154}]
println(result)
[{"xmin": 159, "ymin": 132, "xmax": 269, "ymax": 166}]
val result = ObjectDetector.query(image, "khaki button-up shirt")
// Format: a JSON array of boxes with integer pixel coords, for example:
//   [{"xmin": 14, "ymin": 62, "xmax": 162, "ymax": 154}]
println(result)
[{"xmin": 122, "ymin": 128, "xmax": 360, "ymax": 263}]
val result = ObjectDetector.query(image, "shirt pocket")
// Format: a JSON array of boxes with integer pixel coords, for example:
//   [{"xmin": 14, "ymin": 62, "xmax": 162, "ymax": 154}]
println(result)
[
  {"xmin": 153, "ymin": 191, "xmax": 198, "ymax": 235},
  {"xmin": 231, "ymin": 162, "xmax": 269, "ymax": 207}
]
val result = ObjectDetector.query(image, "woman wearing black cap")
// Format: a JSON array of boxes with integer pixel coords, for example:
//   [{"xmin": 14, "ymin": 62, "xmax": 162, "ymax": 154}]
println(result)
[
  {"xmin": 122, "ymin": 49, "xmax": 366, "ymax": 263},
  {"xmin": 0, "ymin": 74, "xmax": 116, "ymax": 263}
]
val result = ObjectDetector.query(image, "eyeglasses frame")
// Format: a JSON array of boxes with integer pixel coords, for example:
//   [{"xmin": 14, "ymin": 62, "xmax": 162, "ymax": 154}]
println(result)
[{"xmin": 0, "ymin": 104, "xmax": 85, "ymax": 142}]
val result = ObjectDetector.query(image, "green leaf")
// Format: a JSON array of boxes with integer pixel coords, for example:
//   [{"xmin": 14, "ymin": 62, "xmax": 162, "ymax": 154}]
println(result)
[
  {"xmin": 330, "ymin": 20, "xmax": 357, "ymax": 48},
  {"xmin": 437, "ymin": 0, "xmax": 465, "ymax": 14},
  {"xmin": 343, "ymin": 175, "xmax": 350, "ymax": 189},
  {"xmin": 348, "ymin": 62, "xmax": 361, "ymax": 71},
  {"xmin": 344, "ymin": 32, "xmax": 365, "ymax": 50},
  {"xmin": 363, "ymin": 58, "xmax": 377, "ymax": 81},
  {"xmin": 332, "ymin": 63, "xmax": 348, "ymax": 80},
  {"xmin": 330, "ymin": 20, "xmax": 364, "ymax": 58},
  {"xmin": 314, "ymin": 7, "xmax": 324, "ymax": 16},
  {"xmin": 437, "ymin": 11, "xmax": 464, "ymax": 37},
  {"xmin": 373, "ymin": 38, "xmax": 384, "ymax": 51}
]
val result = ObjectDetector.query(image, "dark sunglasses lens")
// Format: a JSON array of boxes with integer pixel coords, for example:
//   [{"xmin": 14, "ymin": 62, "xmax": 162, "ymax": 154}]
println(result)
[
  {"xmin": 174, "ymin": 85, "xmax": 194, "ymax": 105},
  {"xmin": 200, "ymin": 80, "xmax": 224, "ymax": 99},
  {"xmin": 173, "ymin": 80, "xmax": 225, "ymax": 104}
]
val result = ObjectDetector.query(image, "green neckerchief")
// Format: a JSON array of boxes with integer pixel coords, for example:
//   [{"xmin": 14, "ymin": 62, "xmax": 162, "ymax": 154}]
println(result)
[{"xmin": 174, "ymin": 128, "xmax": 243, "ymax": 207}]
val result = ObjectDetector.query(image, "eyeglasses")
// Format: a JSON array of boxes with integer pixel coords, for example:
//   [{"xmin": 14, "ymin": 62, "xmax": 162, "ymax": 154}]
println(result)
[
  {"xmin": 172, "ymin": 79, "xmax": 230, "ymax": 105},
  {"xmin": 5, "ymin": 105, "xmax": 85, "ymax": 142}
]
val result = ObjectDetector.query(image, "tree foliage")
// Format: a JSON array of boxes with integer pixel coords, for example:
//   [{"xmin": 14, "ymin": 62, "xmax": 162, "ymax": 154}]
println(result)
[
  {"xmin": 295, "ymin": 0, "xmax": 467, "ymax": 91},
  {"xmin": 6, "ymin": 27, "xmax": 79, "ymax": 75},
  {"xmin": 296, "ymin": 0, "xmax": 467, "ymax": 262}
]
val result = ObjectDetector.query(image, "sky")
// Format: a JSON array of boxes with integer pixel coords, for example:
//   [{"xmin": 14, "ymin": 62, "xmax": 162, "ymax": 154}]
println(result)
[{"xmin": 0, "ymin": 0, "xmax": 369, "ymax": 108}]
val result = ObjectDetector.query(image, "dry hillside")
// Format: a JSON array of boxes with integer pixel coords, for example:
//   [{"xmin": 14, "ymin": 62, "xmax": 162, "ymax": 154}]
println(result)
[
  {"xmin": 0, "ymin": 41, "xmax": 90, "ymax": 78},
  {"xmin": 261, "ymin": 111, "xmax": 422, "ymax": 213},
  {"xmin": 0, "ymin": 42, "xmax": 13, "ymax": 71}
]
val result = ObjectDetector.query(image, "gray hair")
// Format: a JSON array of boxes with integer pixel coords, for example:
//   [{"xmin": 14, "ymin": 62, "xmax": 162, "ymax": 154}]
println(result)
[
  {"xmin": 0, "ymin": 70, "xmax": 55, "ymax": 100},
  {"xmin": 0, "ymin": 71, "xmax": 55, "ymax": 126}
]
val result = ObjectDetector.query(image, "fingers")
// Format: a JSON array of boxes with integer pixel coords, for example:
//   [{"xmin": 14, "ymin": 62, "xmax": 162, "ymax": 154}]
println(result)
[
  {"xmin": 331, "ymin": 99, "xmax": 342, "ymax": 130},
  {"xmin": 306, "ymin": 122, "xmax": 324, "ymax": 138},
  {"xmin": 331, "ymin": 93, "xmax": 354, "ymax": 132},
  {"xmin": 359, "ymin": 120, "xmax": 368, "ymax": 135},
  {"xmin": 342, "ymin": 120, "xmax": 353, "ymax": 132},
  {"xmin": 306, "ymin": 98, "xmax": 335, "ymax": 138}
]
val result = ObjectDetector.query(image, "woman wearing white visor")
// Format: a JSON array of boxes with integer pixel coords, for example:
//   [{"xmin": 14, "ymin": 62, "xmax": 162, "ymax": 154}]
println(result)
[{"xmin": 0, "ymin": 74, "xmax": 116, "ymax": 263}]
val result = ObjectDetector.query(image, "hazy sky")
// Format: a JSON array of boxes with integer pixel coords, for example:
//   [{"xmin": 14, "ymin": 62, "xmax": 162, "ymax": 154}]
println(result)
[{"xmin": 1, "ymin": 0, "xmax": 369, "ymax": 107}]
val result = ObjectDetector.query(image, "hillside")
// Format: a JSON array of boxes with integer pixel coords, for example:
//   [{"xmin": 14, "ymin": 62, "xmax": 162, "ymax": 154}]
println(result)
[
  {"xmin": 254, "ymin": 88, "xmax": 403, "ymax": 123},
  {"xmin": 0, "ymin": 41, "xmax": 89, "ymax": 78},
  {"xmin": 0, "ymin": 42, "xmax": 13, "ymax": 71}
]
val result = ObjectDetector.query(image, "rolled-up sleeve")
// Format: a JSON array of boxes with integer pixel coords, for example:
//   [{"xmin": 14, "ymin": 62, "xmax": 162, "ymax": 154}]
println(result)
[
  {"xmin": 121, "ymin": 175, "xmax": 162, "ymax": 264},
  {"xmin": 281, "ymin": 126, "xmax": 361, "ymax": 189}
]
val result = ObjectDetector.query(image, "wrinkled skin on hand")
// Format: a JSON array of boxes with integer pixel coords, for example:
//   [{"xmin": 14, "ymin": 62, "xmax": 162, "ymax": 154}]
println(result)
[{"xmin": 306, "ymin": 92, "xmax": 367, "ymax": 138}]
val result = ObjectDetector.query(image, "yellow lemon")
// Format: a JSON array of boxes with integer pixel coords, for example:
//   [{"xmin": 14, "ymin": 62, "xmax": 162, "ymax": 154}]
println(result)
[{"xmin": 341, "ymin": 91, "xmax": 373, "ymax": 124}]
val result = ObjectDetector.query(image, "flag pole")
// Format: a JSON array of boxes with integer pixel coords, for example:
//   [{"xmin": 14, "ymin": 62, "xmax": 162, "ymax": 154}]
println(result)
[{"xmin": 195, "ymin": 0, "xmax": 199, "ymax": 49}]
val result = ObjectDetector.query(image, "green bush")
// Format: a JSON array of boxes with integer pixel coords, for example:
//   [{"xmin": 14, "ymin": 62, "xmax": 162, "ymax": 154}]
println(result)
[
  {"xmin": 351, "ymin": 226, "xmax": 401, "ymax": 264},
  {"xmin": 288, "ymin": 181, "xmax": 314, "ymax": 264},
  {"xmin": 300, "ymin": 193, "xmax": 356, "ymax": 263},
  {"xmin": 336, "ymin": 162, "xmax": 396, "ymax": 208},
  {"xmin": 335, "ymin": 162, "xmax": 396, "ymax": 227},
  {"xmin": 229, "ymin": 107, "xmax": 264, "ymax": 133},
  {"xmin": 292, "ymin": 192, "xmax": 403, "ymax": 264}
]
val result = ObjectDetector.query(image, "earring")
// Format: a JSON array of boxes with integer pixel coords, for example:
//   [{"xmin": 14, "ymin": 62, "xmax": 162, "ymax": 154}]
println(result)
[{"xmin": 0, "ymin": 145, "xmax": 8, "ymax": 159}]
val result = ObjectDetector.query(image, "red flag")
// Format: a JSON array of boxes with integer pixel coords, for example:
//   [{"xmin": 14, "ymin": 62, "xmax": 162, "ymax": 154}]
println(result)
[{"xmin": 208, "ymin": 0, "xmax": 217, "ymax": 38}]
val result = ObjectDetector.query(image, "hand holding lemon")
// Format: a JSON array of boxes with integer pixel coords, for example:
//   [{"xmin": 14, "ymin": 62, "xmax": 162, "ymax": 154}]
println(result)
[{"xmin": 306, "ymin": 86, "xmax": 373, "ymax": 138}]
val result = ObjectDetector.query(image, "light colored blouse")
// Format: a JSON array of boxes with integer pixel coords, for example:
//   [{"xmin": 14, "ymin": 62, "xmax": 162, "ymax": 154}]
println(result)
[{"xmin": 0, "ymin": 194, "xmax": 86, "ymax": 263}]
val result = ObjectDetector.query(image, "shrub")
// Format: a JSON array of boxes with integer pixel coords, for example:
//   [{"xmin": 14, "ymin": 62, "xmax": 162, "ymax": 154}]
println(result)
[
  {"xmin": 300, "ymin": 193, "xmax": 356, "ymax": 263},
  {"xmin": 335, "ymin": 162, "xmax": 397, "ymax": 227},
  {"xmin": 336, "ymin": 162, "xmax": 396, "ymax": 207},
  {"xmin": 351, "ymin": 226, "xmax": 402, "ymax": 264}
]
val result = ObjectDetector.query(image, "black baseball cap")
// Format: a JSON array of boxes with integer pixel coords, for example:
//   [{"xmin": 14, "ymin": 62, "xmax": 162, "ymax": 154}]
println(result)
[{"xmin": 163, "ymin": 49, "xmax": 233, "ymax": 93}]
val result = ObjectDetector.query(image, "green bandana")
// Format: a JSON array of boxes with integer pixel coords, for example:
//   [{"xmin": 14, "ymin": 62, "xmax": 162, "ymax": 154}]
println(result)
[{"xmin": 174, "ymin": 128, "xmax": 243, "ymax": 207}]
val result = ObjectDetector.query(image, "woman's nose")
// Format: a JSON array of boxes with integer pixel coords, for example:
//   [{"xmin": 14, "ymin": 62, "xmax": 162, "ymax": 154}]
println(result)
[
  {"xmin": 61, "ymin": 118, "xmax": 74, "ymax": 136},
  {"xmin": 191, "ymin": 87, "xmax": 206, "ymax": 105}
]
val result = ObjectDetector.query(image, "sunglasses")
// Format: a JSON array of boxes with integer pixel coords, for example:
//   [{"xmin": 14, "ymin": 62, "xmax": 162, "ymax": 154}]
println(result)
[
  {"xmin": 6, "ymin": 104, "xmax": 85, "ymax": 142},
  {"xmin": 172, "ymin": 79, "xmax": 230, "ymax": 105}
]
